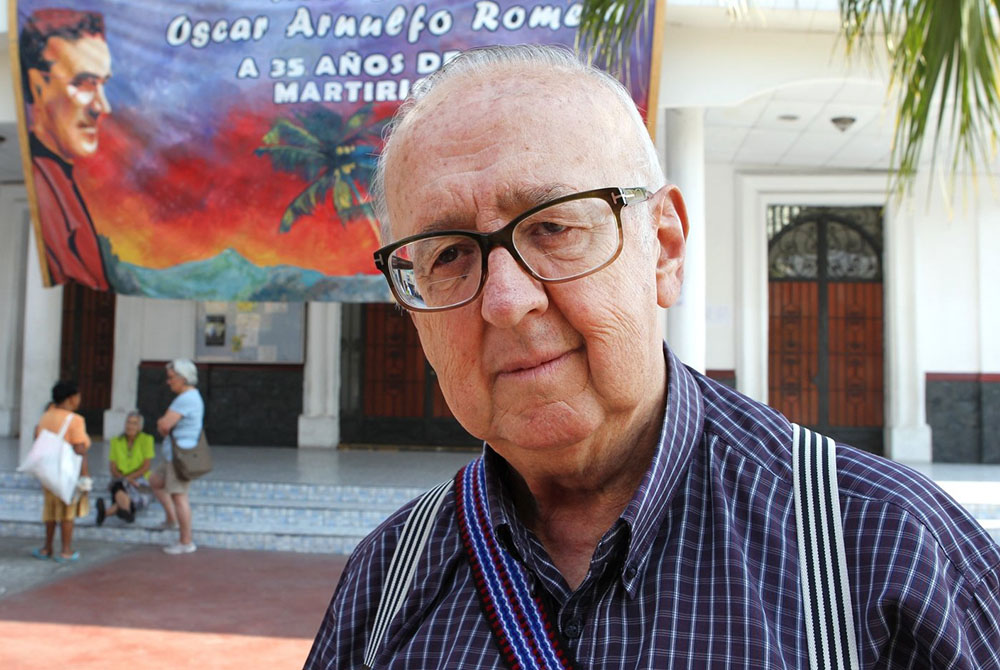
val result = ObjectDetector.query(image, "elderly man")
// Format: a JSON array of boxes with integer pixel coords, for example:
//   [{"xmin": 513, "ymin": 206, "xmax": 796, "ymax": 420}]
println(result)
[
  {"xmin": 307, "ymin": 46, "xmax": 1000, "ymax": 669},
  {"xmin": 20, "ymin": 9, "xmax": 112, "ymax": 290}
]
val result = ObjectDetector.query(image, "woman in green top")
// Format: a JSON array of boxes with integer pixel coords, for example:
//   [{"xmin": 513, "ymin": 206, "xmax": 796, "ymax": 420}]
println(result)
[{"xmin": 96, "ymin": 411, "xmax": 154, "ymax": 525}]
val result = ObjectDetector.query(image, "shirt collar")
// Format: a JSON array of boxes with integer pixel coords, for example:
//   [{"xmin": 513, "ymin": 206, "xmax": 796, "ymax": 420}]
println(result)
[{"xmin": 480, "ymin": 344, "xmax": 706, "ymax": 593}]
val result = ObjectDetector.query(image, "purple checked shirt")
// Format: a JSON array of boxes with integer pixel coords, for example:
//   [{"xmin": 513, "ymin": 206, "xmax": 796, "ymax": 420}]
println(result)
[{"xmin": 306, "ymin": 347, "xmax": 1000, "ymax": 669}]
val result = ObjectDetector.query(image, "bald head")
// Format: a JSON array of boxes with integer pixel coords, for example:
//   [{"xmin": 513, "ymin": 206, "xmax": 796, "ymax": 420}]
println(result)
[{"xmin": 373, "ymin": 44, "xmax": 664, "ymax": 244}]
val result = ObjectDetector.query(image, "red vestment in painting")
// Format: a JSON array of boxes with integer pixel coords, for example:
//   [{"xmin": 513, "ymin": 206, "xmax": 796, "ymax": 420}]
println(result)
[{"xmin": 30, "ymin": 134, "xmax": 109, "ymax": 290}]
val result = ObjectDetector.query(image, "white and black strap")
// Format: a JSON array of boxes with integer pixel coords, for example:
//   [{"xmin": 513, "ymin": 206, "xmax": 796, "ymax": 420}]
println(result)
[
  {"xmin": 793, "ymin": 423, "xmax": 861, "ymax": 670},
  {"xmin": 363, "ymin": 479, "xmax": 451, "ymax": 669}
]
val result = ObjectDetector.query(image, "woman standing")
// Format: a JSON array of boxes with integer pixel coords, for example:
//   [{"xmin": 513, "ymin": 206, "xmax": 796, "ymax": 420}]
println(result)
[
  {"xmin": 96, "ymin": 410, "xmax": 154, "ymax": 525},
  {"xmin": 149, "ymin": 359, "xmax": 204, "ymax": 555},
  {"xmin": 32, "ymin": 381, "xmax": 91, "ymax": 562}
]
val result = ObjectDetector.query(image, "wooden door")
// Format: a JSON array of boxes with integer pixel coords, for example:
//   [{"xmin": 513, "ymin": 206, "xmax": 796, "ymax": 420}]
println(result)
[
  {"xmin": 60, "ymin": 282, "xmax": 115, "ymax": 435},
  {"xmin": 767, "ymin": 206, "xmax": 884, "ymax": 454},
  {"xmin": 340, "ymin": 303, "xmax": 477, "ymax": 447}
]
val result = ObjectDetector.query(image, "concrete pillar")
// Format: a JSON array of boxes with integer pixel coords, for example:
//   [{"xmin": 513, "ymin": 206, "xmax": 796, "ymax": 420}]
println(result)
[
  {"xmin": 0, "ymin": 187, "xmax": 29, "ymax": 437},
  {"xmin": 18, "ymin": 226, "xmax": 64, "ymax": 460},
  {"xmin": 662, "ymin": 107, "xmax": 707, "ymax": 372},
  {"xmin": 298, "ymin": 302, "xmax": 342, "ymax": 448},
  {"xmin": 884, "ymin": 196, "xmax": 931, "ymax": 462},
  {"xmin": 104, "ymin": 295, "xmax": 144, "ymax": 437}
]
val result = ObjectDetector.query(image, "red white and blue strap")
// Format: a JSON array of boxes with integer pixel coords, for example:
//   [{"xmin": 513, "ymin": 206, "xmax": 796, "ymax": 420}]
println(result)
[
  {"xmin": 455, "ymin": 458, "xmax": 573, "ymax": 670},
  {"xmin": 793, "ymin": 424, "xmax": 861, "ymax": 670}
]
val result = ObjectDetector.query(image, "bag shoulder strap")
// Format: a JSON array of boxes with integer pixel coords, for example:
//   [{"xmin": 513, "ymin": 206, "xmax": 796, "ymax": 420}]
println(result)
[
  {"xmin": 56, "ymin": 412, "xmax": 75, "ymax": 440},
  {"xmin": 792, "ymin": 423, "xmax": 861, "ymax": 670},
  {"xmin": 363, "ymin": 479, "xmax": 451, "ymax": 669}
]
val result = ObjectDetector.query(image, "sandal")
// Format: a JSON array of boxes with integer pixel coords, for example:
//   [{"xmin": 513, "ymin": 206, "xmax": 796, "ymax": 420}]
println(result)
[
  {"xmin": 96, "ymin": 498, "xmax": 106, "ymax": 526},
  {"xmin": 31, "ymin": 547, "xmax": 51, "ymax": 560},
  {"xmin": 54, "ymin": 551, "xmax": 80, "ymax": 563}
]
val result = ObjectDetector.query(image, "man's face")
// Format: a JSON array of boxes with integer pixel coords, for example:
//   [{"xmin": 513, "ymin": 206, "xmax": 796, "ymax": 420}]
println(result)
[
  {"xmin": 29, "ymin": 34, "xmax": 112, "ymax": 161},
  {"xmin": 124, "ymin": 416, "xmax": 141, "ymax": 438},
  {"xmin": 384, "ymin": 69, "xmax": 685, "ymax": 465}
]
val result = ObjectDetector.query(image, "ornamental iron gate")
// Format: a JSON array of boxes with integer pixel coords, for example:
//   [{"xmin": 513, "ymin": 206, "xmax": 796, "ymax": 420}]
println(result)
[{"xmin": 767, "ymin": 205, "xmax": 885, "ymax": 454}]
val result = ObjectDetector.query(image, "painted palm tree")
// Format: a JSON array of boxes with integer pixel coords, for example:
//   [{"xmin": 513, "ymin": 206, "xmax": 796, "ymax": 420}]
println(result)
[
  {"xmin": 255, "ymin": 104, "xmax": 387, "ymax": 233},
  {"xmin": 577, "ymin": 0, "xmax": 1000, "ymax": 192}
]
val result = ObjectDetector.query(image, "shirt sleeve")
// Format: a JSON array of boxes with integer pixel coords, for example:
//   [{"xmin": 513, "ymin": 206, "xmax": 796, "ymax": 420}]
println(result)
[
  {"xmin": 66, "ymin": 414, "xmax": 90, "ymax": 448},
  {"xmin": 140, "ymin": 433, "xmax": 155, "ymax": 461}
]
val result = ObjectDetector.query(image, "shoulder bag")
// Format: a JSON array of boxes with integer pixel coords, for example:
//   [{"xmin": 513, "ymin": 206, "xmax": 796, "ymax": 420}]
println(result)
[{"xmin": 171, "ymin": 429, "xmax": 213, "ymax": 481}]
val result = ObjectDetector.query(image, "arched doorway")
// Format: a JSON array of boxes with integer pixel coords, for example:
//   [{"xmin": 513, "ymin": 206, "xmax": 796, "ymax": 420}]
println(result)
[{"xmin": 767, "ymin": 204, "xmax": 884, "ymax": 453}]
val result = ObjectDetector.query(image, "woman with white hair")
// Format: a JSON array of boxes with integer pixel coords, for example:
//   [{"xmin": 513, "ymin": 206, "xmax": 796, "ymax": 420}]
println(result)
[
  {"xmin": 96, "ymin": 410, "xmax": 153, "ymax": 526},
  {"xmin": 150, "ymin": 359, "xmax": 204, "ymax": 555}
]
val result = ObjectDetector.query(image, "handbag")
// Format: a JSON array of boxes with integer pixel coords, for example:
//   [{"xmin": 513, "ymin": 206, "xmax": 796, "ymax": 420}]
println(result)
[
  {"xmin": 18, "ymin": 414, "xmax": 82, "ymax": 504},
  {"xmin": 171, "ymin": 429, "xmax": 213, "ymax": 481}
]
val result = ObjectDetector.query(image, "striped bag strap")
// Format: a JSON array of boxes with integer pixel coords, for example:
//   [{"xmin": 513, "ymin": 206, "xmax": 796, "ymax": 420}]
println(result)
[
  {"xmin": 363, "ymin": 479, "xmax": 451, "ymax": 669},
  {"xmin": 792, "ymin": 423, "xmax": 861, "ymax": 670},
  {"xmin": 455, "ymin": 458, "xmax": 573, "ymax": 670}
]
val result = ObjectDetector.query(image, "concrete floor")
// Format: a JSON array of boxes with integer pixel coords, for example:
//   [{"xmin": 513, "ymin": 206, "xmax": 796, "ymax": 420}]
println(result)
[{"xmin": 0, "ymin": 535, "xmax": 347, "ymax": 669}]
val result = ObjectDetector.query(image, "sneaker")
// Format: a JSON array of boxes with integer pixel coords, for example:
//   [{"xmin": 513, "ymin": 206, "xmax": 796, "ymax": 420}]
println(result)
[
  {"xmin": 163, "ymin": 542, "xmax": 197, "ymax": 555},
  {"xmin": 96, "ymin": 498, "xmax": 106, "ymax": 527}
]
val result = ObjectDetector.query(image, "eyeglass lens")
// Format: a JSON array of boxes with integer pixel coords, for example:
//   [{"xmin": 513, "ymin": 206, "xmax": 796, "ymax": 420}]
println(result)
[{"xmin": 387, "ymin": 195, "xmax": 620, "ymax": 310}]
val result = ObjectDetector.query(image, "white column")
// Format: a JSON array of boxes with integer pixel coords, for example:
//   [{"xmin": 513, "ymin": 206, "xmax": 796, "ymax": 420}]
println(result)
[
  {"xmin": 298, "ymin": 302, "xmax": 342, "ymax": 448},
  {"xmin": 662, "ymin": 107, "xmax": 707, "ymax": 372},
  {"xmin": 18, "ymin": 227, "xmax": 64, "ymax": 460},
  {"xmin": 103, "ymin": 295, "xmax": 144, "ymax": 436},
  {"xmin": 884, "ymin": 196, "xmax": 932, "ymax": 461},
  {"xmin": 0, "ymin": 187, "xmax": 29, "ymax": 436}
]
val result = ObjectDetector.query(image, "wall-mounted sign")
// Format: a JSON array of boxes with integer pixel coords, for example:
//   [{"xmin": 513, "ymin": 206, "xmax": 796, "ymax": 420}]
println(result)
[
  {"xmin": 11, "ymin": 0, "xmax": 662, "ymax": 301},
  {"xmin": 195, "ymin": 301, "xmax": 304, "ymax": 363}
]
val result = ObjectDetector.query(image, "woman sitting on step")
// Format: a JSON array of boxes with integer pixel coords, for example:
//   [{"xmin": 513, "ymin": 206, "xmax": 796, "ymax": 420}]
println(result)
[{"xmin": 96, "ymin": 411, "xmax": 154, "ymax": 526}]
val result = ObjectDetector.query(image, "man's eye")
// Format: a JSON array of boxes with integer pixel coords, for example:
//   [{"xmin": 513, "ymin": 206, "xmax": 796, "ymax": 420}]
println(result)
[
  {"xmin": 538, "ymin": 222, "xmax": 568, "ymax": 235},
  {"xmin": 434, "ymin": 246, "xmax": 461, "ymax": 266}
]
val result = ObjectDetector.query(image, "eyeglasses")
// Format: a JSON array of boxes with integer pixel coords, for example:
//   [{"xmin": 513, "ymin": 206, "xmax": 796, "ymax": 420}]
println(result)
[{"xmin": 374, "ymin": 186, "xmax": 652, "ymax": 312}]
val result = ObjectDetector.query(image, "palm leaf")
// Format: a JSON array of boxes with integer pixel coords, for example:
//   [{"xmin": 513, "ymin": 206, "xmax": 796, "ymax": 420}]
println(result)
[
  {"xmin": 841, "ymin": 0, "xmax": 1000, "ymax": 193},
  {"xmin": 260, "ymin": 118, "xmax": 321, "ymax": 149},
  {"xmin": 577, "ymin": 0, "xmax": 650, "ymax": 77},
  {"xmin": 278, "ymin": 173, "xmax": 337, "ymax": 232},
  {"xmin": 254, "ymin": 145, "xmax": 328, "ymax": 181}
]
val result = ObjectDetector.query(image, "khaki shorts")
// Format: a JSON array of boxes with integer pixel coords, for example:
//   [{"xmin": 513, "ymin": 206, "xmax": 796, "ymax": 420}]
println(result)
[
  {"xmin": 42, "ymin": 489, "xmax": 89, "ymax": 522},
  {"xmin": 153, "ymin": 461, "xmax": 192, "ymax": 495}
]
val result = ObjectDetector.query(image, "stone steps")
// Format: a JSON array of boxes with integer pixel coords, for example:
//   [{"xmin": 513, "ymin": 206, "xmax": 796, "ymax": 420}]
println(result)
[{"xmin": 0, "ymin": 471, "xmax": 422, "ymax": 554}]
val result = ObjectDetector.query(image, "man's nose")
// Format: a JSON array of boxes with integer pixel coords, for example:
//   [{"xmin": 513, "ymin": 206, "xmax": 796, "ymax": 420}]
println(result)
[
  {"xmin": 479, "ymin": 247, "xmax": 547, "ymax": 327},
  {"xmin": 90, "ymin": 84, "xmax": 111, "ymax": 115}
]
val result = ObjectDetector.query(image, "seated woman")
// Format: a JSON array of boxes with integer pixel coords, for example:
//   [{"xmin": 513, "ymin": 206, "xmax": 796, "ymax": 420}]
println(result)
[{"xmin": 96, "ymin": 411, "xmax": 154, "ymax": 525}]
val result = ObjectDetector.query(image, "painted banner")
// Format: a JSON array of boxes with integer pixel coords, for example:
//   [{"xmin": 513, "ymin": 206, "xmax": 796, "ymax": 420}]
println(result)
[{"xmin": 12, "ymin": 0, "xmax": 661, "ymax": 302}]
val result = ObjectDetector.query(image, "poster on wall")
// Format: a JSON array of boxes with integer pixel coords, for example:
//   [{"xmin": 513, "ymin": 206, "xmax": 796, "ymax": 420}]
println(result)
[
  {"xmin": 195, "ymin": 301, "xmax": 304, "ymax": 363},
  {"xmin": 10, "ymin": 0, "xmax": 663, "ymax": 301}
]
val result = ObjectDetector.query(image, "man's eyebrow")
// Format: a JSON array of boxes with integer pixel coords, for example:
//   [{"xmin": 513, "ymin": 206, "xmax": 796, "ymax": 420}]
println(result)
[{"xmin": 411, "ymin": 183, "xmax": 576, "ymax": 235}]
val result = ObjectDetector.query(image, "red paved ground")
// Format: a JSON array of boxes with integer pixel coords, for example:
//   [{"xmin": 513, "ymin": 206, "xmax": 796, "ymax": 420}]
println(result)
[{"xmin": 0, "ymin": 547, "xmax": 347, "ymax": 669}]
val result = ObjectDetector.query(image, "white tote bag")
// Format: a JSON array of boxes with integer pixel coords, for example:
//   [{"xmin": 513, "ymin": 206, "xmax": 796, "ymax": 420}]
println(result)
[{"xmin": 18, "ymin": 414, "xmax": 82, "ymax": 504}]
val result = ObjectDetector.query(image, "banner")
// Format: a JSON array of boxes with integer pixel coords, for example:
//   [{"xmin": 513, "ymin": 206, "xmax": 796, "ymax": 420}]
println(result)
[{"xmin": 12, "ymin": 0, "xmax": 662, "ymax": 302}]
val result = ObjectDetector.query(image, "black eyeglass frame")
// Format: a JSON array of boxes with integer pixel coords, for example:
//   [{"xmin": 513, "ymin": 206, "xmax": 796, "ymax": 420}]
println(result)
[{"xmin": 373, "ymin": 186, "xmax": 652, "ymax": 313}]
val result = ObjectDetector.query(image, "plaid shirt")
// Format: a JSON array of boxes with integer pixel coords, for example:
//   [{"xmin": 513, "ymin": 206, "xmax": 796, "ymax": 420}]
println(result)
[{"xmin": 307, "ymin": 347, "xmax": 1000, "ymax": 669}]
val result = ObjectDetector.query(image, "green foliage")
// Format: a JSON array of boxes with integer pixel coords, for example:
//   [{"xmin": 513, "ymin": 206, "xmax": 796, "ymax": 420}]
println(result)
[
  {"xmin": 841, "ymin": 0, "xmax": 1000, "ymax": 193},
  {"xmin": 255, "ymin": 104, "xmax": 385, "ymax": 232},
  {"xmin": 576, "ymin": 0, "xmax": 651, "ymax": 77}
]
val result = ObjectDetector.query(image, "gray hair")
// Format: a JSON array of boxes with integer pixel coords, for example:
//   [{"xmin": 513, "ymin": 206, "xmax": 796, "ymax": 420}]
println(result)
[
  {"xmin": 371, "ymin": 44, "xmax": 664, "ymax": 245},
  {"xmin": 167, "ymin": 358, "xmax": 198, "ymax": 386},
  {"xmin": 125, "ymin": 410, "xmax": 144, "ymax": 430}
]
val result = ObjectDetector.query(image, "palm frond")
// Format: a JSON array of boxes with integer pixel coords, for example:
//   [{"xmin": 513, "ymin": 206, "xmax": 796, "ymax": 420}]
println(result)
[
  {"xmin": 841, "ymin": 0, "xmax": 1000, "ymax": 193},
  {"xmin": 260, "ymin": 118, "xmax": 321, "ymax": 149},
  {"xmin": 576, "ymin": 0, "xmax": 650, "ymax": 77},
  {"xmin": 254, "ymin": 145, "xmax": 328, "ymax": 181},
  {"xmin": 278, "ymin": 174, "xmax": 337, "ymax": 233}
]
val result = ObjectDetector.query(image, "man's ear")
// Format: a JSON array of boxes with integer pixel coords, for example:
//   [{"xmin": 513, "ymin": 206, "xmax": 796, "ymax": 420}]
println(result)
[
  {"xmin": 651, "ymin": 184, "xmax": 688, "ymax": 309},
  {"xmin": 27, "ymin": 69, "xmax": 47, "ymax": 101}
]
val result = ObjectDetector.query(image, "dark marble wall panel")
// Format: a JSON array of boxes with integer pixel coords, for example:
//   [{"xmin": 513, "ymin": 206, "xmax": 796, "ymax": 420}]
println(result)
[
  {"xmin": 705, "ymin": 370, "xmax": 737, "ymax": 390},
  {"xmin": 137, "ymin": 362, "xmax": 302, "ymax": 447},
  {"xmin": 926, "ymin": 375, "xmax": 1000, "ymax": 463}
]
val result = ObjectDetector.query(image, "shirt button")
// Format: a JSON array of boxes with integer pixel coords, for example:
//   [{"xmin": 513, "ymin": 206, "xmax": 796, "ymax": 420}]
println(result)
[
  {"xmin": 624, "ymin": 565, "xmax": 637, "ymax": 580},
  {"xmin": 563, "ymin": 618, "xmax": 582, "ymax": 639}
]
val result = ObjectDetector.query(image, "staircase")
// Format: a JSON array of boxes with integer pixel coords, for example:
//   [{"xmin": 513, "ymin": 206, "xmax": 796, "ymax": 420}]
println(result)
[{"xmin": 0, "ymin": 470, "xmax": 424, "ymax": 554}]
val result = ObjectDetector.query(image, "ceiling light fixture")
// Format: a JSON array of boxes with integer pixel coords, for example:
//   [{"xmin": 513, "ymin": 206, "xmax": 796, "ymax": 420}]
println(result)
[
  {"xmin": 831, "ymin": 116, "xmax": 856, "ymax": 132},
  {"xmin": 778, "ymin": 114, "xmax": 799, "ymax": 122}
]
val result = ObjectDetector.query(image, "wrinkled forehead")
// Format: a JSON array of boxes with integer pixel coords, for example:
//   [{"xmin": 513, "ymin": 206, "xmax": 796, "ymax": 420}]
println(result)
[{"xmin": 383, "ymin": 67, "xmax": 636, "ymax": 231}]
